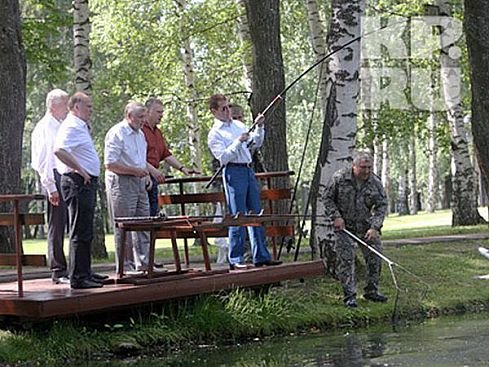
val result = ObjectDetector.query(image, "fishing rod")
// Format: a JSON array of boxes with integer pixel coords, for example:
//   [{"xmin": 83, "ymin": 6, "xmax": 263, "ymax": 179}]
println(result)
[
  {"xmin": 342, "ymin": 228, "xmax": 431, "ymax": 324},
  {"xmin": 205, "ymin": 18, "xmax": 409, "ymax": 189}
]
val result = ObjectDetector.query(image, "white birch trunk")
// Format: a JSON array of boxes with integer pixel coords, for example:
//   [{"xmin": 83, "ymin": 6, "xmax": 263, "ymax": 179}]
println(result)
[
  {"xmin": 312, "ymin": 0, "xmax": 365, "ymax": 261},
  {"xmin": 426, "ymin": 101, "xmax": 438, "ymax": 213},
  {"xmin": 73, "ymin": 0, "xmax": 91, "ymax": 94},
  {"xmin": 408, "ymin": 132, "xmax": 418, "ymax": 214},
  {"xmin": 175, "ymin": 0, "xmax": 202, "ymax": 174},
  {"xmin": 438, "ymin": 0, "xmax": 483, "ymax": 225},
  {"xmin": 235, "ymin": 0, "xmax": 253, "ymax": 92},
  {"xmin": 305, "ymin": 0, "xmax": 329, "ymax": 117},
  {"xmin": 381, "ymin": 137, "xmax": 391, "ymax": 214}
]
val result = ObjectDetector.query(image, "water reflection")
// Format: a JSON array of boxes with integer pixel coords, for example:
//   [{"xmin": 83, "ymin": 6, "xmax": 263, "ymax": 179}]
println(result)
[{"xmin": 76, "ymin": 313, "xmax": 489, "ymax": 366}]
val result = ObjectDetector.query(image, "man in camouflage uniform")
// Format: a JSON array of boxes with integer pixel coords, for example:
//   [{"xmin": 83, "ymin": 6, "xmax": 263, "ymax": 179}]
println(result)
[{"xmin": 323, "ymin": 151, "xmax": 388, "ymax": 308}]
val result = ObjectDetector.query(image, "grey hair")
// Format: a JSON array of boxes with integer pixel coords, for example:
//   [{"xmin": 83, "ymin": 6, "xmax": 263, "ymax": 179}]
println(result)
[
  {"xmin": 124, "ymin": 101, "xmax": 146, "ymax": 117},
  {"xmin": 46, "ymin": 89, "xmax": 68, "ymax": 109},
  {"xmin": 352, "ymin": 150, "xmax": 373, "ymax": 165}
]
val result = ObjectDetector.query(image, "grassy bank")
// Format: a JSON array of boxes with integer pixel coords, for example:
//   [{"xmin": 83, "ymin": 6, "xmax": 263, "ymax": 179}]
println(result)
[{"xmin": 2, "ymin": 237, "xmax": 489, "ymax": 365}]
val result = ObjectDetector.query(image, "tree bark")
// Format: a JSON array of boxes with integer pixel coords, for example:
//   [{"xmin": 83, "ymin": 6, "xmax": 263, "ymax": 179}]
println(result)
[
  {"xmin": 426, "ymin": 109, "xmax": 438, "ymax": 213},
  {"xmin": 305, "ymin": 0, "xmax": 329, "ymax": 120},
  {"xmin": 310, "ymin": 0, "xmax": 364, "ymax": 266},
  {"xmin": 235, "ymin": 0, "xmax": 253, "ymax": 92},
  {"xmin": 0, "ymin": 0, "xmax": 26, "ymax": 251},
  {"xmin": 73, "ymin": 0, "xmax": 107, "ymax": 258},
  {"xmin": 408, "ymin": 132, "xmax": 418, "ymax": 215},
  {"xmin": 465, "ymin": 1, "xmax": 489, "ymax": 224},
  {"xmin": 245, "ymin": 0, "xmax": 288, "ymax": 188},
  {"xmin": 439, "ymin": 0, "xmax": 484, "ymax": 225}
]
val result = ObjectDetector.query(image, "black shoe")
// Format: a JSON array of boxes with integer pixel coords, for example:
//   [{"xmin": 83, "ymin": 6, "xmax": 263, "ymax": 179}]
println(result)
[
  {"xmin": 230, "ymin": 263, "xmax": 249, "ymax": 270},
  {"xmin": 91, "ymin": 272, "xmax": 109, "ymax": 281},
  {"xmin": 154, "ymin": 262, "xmax": 165, "ymax": 268},
  {"xmin": 364, "ymin": 292, "xmax": 388, "ymax": 303},
  {"xmin": 254, "ymin": 260, "xmax": 283, "ymax": 267},
  {"xmin": 52, "ymin": 276, "xmax": 70, "ymax": 285},
  {"xmin": 71, "ymin": 279, "xmax": 104, "ymax": 289},
  {"xmin": 345, "ymin": 298, "xmax": 358, "ymax": 308}
]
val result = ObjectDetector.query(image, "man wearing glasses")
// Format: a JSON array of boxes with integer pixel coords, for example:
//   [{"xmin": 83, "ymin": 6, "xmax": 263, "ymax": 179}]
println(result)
[{"xmin": 207, "ymin": 94, "xmax": 281, "ymax": 270}]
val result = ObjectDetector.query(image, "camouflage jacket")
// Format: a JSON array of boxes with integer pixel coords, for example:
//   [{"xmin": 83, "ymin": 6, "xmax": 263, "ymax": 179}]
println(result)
[{"xmin": 322, "ymin": 167, "xmax": 387, "ymax": 233}]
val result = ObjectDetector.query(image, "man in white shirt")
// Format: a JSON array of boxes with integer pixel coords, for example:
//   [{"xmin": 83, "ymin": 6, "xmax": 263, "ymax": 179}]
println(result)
[
  {"xmin": 54, "ymin": 92, "xmax": 104, "ymax": 289},
  {"xmin": 105, "ymin": 102, "xmax": 165, "ymax": 274},
  {"xmin": 31, "ymin": 89, "xmax": 69, "ymax": 284},
  {"xmin": 207, "ymin": 93, "xmax": 281, "ymax": 270}
]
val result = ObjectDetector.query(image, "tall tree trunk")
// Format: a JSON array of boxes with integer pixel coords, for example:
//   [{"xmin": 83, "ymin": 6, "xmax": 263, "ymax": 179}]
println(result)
[
  {"xmin": 438, "ymin": 0, "xmax": 484, "ymax": 225},
  {"xmin": 305, "ymin": 0, "xmax": 329, "ymax": 120},
  {"xmin": 426, "ymin": 108, "xmax": 438, "ymax": 213},
  {"xmin": 0, "ymin": 0, "xmax": 26, "ymax": 252},
  {"xmin": 176, "ymin": 0, "xmax": 202, "ymax": 174},
  {"xmin": 381, "ymin": 137, "xmax": 391, "ymax": 213},
  {"xmin": 73, "ymin": 0, "xmax": 107, "ymax": 258},
  {"xmin": 245, "ymin": 0, "xmax": 288, "ymax": 189},
  {"xmin": 397, "ymin": 168, "xmax": 409, "ymax": 215},
  {"xmin": 408, "ymin": 132, "xmax": 418, "ymax": 214},
  {"xmin": 310, "ymin": 0, "xmax": 364, "ymax": 266},
  {"xmin": 235, "ymin": 0, "xmax": 253, "ymax": 92},
  {"xmin": 465, "ymin": 0, "xmax": 489, "ymax": 224}
]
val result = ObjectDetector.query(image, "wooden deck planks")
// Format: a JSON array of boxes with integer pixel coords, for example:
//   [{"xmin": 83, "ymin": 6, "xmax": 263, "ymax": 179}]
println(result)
[{"xmin": 0, "ymin": 261, "xmax": 325, "ymax": 319}]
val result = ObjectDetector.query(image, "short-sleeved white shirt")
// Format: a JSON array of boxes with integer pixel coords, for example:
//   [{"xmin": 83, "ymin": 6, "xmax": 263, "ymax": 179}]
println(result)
[
  {"xmin": 104, "ymin": 119, "xmax": 147, "ymax": 170},
  {"xmin": 54, "ymin": 113, "xmax": 101, "ymax": 176}
]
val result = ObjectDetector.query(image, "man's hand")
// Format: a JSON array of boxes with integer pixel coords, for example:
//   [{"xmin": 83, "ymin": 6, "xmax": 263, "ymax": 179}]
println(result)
[
  {"xmin": 365, "ymin": 228, "xmax": 379, "ymax": 241},
  {"xmin": 153, "ymin": 170, "xmax": 166, "ymax": 184},
  {"xmin": 48, "ymin": 191, "xmax": 60, "ymax": 206},
  {"xmin": 134, "ymin": 167, "xmax": 149, "ymax": 177},
  {"xmin": 254, "ymin": 113, "xmax": 265, "ymax": 126},
  {"xmin": 181, "ymin": 167, "xmax": 201, "ymax": 176},
  {"xmin": 239, "ymin": 132, "xmax": 249, "ymax": 142},
  {"xmin": 77, "ymin": 169, "xmax": 91, "ymax": 184},
  {"xmin": 334, "ymin": 217, "xmax": 345, "ymax": 231}
]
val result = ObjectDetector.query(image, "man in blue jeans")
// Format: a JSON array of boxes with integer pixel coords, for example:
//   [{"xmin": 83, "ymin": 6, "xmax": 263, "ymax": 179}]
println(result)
[{"xmin": 207, "ymin": 94, "xmax": 281, "ymax": 270}]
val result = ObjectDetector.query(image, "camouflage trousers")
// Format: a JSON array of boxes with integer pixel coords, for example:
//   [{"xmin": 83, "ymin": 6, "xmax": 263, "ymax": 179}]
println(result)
[{"xmin": 335, "ymin": 230, "xmax": 382, "ymax": 301}]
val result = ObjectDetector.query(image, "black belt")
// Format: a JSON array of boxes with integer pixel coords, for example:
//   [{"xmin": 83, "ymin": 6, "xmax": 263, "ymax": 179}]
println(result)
[{"xmin": 227, "ymin": 162, "xmax": 252, "ymax": 168}]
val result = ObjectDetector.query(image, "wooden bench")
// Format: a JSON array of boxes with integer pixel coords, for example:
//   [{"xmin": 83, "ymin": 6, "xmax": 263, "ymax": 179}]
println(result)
[
  {"xmin": 0, "ymin": 194, "xmax": 46, "ymax": 296},
  {"xmin": 158, "ymin": 171, "xmax": 295, "ymax": 267}
]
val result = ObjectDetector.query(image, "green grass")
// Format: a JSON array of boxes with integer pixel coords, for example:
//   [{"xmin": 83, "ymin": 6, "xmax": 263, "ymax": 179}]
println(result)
[
  {"xmin": 21, "ymin": 208, "xmax": 488, "ymax": 263},
  {"xmin": 3, "ymin": 239, "xmax": 489, "ymax": 365}
]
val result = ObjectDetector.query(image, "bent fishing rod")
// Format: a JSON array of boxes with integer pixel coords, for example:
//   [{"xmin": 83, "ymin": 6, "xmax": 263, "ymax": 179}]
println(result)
[{"xmin": 205, "ymin": 18, "xmax": 409, "ymax": 189}]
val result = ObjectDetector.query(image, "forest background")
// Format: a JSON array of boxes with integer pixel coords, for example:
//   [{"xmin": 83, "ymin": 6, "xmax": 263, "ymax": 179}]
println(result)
[{"xmin": 1, "ymin": 0, "xmax": 488, "ymax": 260}]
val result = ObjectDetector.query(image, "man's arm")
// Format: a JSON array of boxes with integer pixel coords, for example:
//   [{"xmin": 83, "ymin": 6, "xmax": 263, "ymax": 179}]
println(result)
[
  {"xmin": 54, "ymin": 148, "xmax": 91, "ymax": 184},
  {"xmin": 164, "ymin": 155, "xmax": 196, "ymax": 176},
  {"xmin": 105, "ymin": 162, "xmax": 148, "ymax": 177}
]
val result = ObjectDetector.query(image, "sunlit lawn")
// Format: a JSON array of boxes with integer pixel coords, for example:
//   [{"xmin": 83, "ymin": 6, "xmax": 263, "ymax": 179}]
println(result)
[{"xmin": 21, "ymin": 208, "xmax": 489, "ymax": 261}]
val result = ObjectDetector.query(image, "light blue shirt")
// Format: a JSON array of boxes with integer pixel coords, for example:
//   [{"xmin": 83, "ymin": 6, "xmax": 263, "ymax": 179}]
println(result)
[{"xmin": 207, "ymin": 118, "xmax": 264, "ymax": 166}]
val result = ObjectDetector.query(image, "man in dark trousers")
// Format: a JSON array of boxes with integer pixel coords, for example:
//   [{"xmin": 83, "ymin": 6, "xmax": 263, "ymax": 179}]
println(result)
[
  {"xmin": 31, "ymin": 89, "xmax": 69, "ymax": 284},
  {"xmin": 54, "ymin": 92, "xmax": 105, "ymax": 289}
]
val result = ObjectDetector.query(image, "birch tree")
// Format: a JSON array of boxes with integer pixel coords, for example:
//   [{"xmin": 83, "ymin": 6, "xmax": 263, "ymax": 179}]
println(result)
[
  {"xmin": 310, "ymin": 0, "xmax": 365, "ymax": 265},
  {"xmin": 176, "ymin": 0, "xmax": 202, "ymax": 173},
  {"xmin": 305, "ymin": 0, "xmax": 329, "ymax": 119},
  {"xmin": 73, "ymin": 0, "xmax": 107, "ymax": 257},
  {"xmin": 437, "ymin": 0, "xmax": 484, "ymax": 225},
  {"xmin": 235, "ymin": 0, "xmax": 253, "ymax": 92}
]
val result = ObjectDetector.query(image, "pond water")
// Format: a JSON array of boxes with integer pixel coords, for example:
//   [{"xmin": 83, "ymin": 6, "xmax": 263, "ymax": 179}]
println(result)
[{"xmin": 86, "ymin": 313, "xmax": 489, "ymax": 366}]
